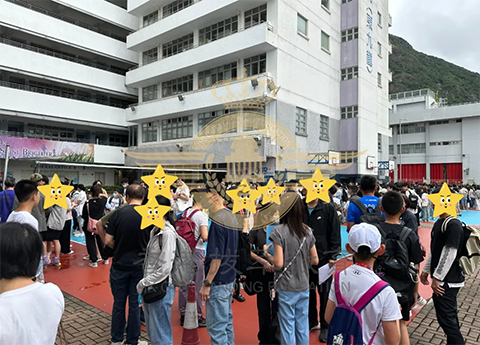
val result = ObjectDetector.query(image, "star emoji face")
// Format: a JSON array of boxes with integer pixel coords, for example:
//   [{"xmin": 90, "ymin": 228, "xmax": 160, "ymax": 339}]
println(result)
[
  {"xmin": 300, "ymin": 168, "xmax": 336, "ymax": 203},
  {"xmin": 226, "ymin": 185, "xmax": 261, "ymax": 214},
  {"xmin": 134, "ymin": 198, "xmax": 171, "ymax": 230},
  {"xmin": 428, "ymin": 183, "xmax": 463, "ymax": 218},
  {"xmin": 258, "ymin": 178, "xmax": 285, "ymax": 205},
  {"xmin": 141, "ymin": 164, "xmax": 178, "ymax": 200},
  {"xmin": 38, "ymin": 174, "xmax": 74, "ymax": 209}
]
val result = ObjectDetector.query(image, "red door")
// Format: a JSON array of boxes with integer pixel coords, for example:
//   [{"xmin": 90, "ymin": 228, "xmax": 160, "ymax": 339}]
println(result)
[
  {"xmin": 430, "ymin": 163, "xmax": 463, "ymax": 184},
  {"xmin": 399, "ymin": 164, "xmax": 426, "ymax": 183}
]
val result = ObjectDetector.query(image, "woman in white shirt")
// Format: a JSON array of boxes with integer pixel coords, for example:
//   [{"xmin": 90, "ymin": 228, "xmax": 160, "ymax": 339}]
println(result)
[
  {"xmin": 421, "ymin": 187, "xmax": 430, "ymax": 222},
  {"xmin": 173, "ymin": 179, "xmax": 192, "ymax": 216}
]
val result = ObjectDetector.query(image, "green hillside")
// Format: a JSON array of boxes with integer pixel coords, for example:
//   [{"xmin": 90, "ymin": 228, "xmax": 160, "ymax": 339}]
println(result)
[{"xmin": 389, "ymin": 34, "xmax": 480, "ymax": 104}]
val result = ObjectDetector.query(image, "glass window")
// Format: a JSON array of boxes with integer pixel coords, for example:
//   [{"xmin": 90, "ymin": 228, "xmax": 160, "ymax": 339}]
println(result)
[
  {"xmin": 295, "ymin": 107, "xmax": 307, "ymax": 136},
  {"xmin": 161, "ymin": 75, "xmax": 193, "ymax": 97},
  {"xmin": 142, "ymin": 47, "xmax": 158, "ymax": 65},
  {"xmin": 162, "ymin": 116, "xmax": 193, "ymax": 140},
  {"xmin": 322, "ymin": 0, "xmax": 329, "ymax": 10},
  {"xmin": 143, "ymin": 11, "xmax": 158, "ymax": 27},
  {"xmin": 198, "ymin": 62, "xmax": 237, "ymax": 89},
  {"xmin": 245, "ymin": 4, "xmax": 267, "ymax": 29},
  {"xmin": 341, "ymin": 67, "xmax": 358, "ymax": 81},
  {"xmin": 377, "ymin": 42, "xmax": 382, "ymax": 57},
  {"xmin": 109, "ymin": 133, "xmax": 128, "ymax": 147},
  {"xmin": 340, "ymin": 106, "xmax": 358, "ymax": 119},
  {"xmin": 142, "ymin": 122, "xmax": 157, "ymax": 143},
  {"xmin": 142, "ymin": 84, "xmax": 158, "ymax": 102},
  {"xmin": 342, "ymin": 0, "xmax": 353, "ymax": 3},
  {"xmin": 198, "ymin": 110, "xmax": 228, "ymax": 131},
  {"xmin": 398, "ymin": 123, "xmax": 426, "ymax": 134},
  {"xmin": 162, "ymin": 33, "xmax": 194, "ymax": 59},
  {"xmin": 378, "ymin": 11, "xmax": 382, "ymax": 27},
  {"xmin": 321, "ymin": 31, "xmax": 330, "ymax": 51},
  {"xmin": 162, "ymin": 0, "xmax": 193, "ymax": 18},
  {"xmin": 377, "ymin": 72, "xmax": 382, "ymax": 87},
  {"xmin": 389, "ymin": 145, "xmax": 394, "ymax": 155},
  {"xmin": 320, "ymin": 115, "xmax": 329, "ymax": 141},
  {"xmin": 244, "ymin": 53, "xmax": 267, "ymax": 76},
  {"xmin": 297, "ymin": 14, "xmax": 308, "ymax": 36},
  {"xmin": 378, "ymin": 133, "xmax": 382, "ymax": 152},
  {"xmin": 199, "ymin": 16, "xmax": 238, "ymax": 45},
  {"xmin": 340, "ymin": 151, "xmax": 358, "ymax": 163},
  {"xmin": 129, "ymin": 125, "xmax": 138, "ymax": 147},
  {"xmin": 397, "ymin": 143, "xmax": 426, "ymax": 154},
  {"xmin": 341, "ymin": 27, "xmax": 358, "ymax": 42}
]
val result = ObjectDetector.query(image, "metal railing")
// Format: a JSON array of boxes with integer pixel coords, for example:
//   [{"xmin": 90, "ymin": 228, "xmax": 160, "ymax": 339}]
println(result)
[
  {"xmin": 0, "ymin": 80, "xmax": 129, "ymax": 109},
  {"xmin": 390, "ymin": 89, "xmax": 436, "ymax": 101},
  {"xmin": 6, "ymin": 0, "xmax": 126, "ymax": 42},
  {"xmin": 0, "ymin": 38, "xmax": 128, "ymax": 75}
]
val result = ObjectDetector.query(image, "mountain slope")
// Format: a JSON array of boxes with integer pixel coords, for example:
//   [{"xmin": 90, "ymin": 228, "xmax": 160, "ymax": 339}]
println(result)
[{"xmin": 389, "ymin": 34, "xmax": 480, "ymax": 105}]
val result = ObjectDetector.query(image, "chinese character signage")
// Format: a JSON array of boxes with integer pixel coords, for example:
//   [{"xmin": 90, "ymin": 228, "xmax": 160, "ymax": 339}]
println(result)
[{"xmin": 366, "ymin": 0, "xmax": 374, "ymax": 73}]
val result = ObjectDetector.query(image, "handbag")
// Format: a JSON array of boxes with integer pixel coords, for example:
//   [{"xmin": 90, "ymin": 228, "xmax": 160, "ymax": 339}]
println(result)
[
  {"xmin": 86, "ymin": 202, "xmax": 99, "ymax": 235},
  {"xmin": 142, "ymin": 232, "xmax": 169, "ymax": 304}
]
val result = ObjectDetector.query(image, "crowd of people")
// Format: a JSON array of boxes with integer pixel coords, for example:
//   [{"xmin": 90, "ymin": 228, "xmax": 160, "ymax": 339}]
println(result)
[{"xmin": 0, "ymin": 172, "xmax": 473, "ymax": 345}]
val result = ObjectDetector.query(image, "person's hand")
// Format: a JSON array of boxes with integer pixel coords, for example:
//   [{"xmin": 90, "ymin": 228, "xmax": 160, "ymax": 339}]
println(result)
[
  {"xmin": 328, "ymin": 260, "xmax": 337, "ymax": 268},
  {"xmin": 200, "ymin": 285, "xmax": 211, "ymax": 301},
  {"xmin": 420, "ymin": 271, "xmax": 429, "ymax": 285},
  {"xmin": 263, "ymin": 260, "xmax": 274, "ymax": 273},
  {"xmin": 263, "ymin": 243, "xmax": 272, "ymax": 255},
  {"xmin": 431, "ymin": 277, "xmax": 445, "ymax": 296}
]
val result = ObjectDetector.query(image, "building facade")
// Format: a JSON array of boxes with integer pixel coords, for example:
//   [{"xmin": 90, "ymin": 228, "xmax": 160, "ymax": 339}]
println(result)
[
  {"xmin": 389, "ymin": 89, "xmax": 480, "ymax": 184},
  {"xmin": 0, "ymin": 0, "xmax": 137, "ymax": 185},
  {"xmin": 124, "ymin": 0, "xmax": 392, "ymax": 182}
]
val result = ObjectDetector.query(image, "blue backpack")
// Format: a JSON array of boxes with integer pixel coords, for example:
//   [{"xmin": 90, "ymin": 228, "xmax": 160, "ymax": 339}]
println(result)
[{"xmin": 327, "ymin": 270, "xmax": 389, "ymax": 345}]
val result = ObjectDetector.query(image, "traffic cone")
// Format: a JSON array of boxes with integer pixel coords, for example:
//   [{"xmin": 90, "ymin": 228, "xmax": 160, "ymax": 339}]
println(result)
[{"xmin": 181, "ymin": 282, "xmax": 201, "ymax": 345}]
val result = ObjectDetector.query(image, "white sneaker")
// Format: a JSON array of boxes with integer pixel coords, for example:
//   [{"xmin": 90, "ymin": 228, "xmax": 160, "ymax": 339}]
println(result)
[
  {"xmin": 88, "ymin": 262, "xmax": 98, "ymax": 268},
  {"xmin": 413, "ymin": 296, "xmax": 427, "ymax": 309},
  {"xmin": 103, "ymin": 259, "xmax": 110, "ymax": 265},
  {"xmin": 83, "ymin": 255, "xmax": 90, "ymax": 261},
  {"xmin": 137, "ymin": 341, "xmax": 148, "ymax": 345},
  {"xmin": 111, "ymin": 342, "xmax": 123, "ymax": 345}
]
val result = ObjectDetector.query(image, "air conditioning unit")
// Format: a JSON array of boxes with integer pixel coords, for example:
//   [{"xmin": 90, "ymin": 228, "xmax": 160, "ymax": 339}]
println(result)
[{"xmin": 267, "ymin": 21, "xmax": 273, "ymax": 31}]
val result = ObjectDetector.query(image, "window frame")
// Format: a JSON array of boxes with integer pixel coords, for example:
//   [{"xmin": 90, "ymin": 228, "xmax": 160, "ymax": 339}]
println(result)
[
  {"xmin": 142, "ymin": 47, "xmax": 158, "ymax": 65},
  {"xmin": 340, "ymin": 105, "xmax": 358, "ymax": 119},
  {"xmin": 199, "ymin": 15, "xmax": 239, "ymax": 45},
  {"xmin": 341, "ymin": 67, "xmax": 359, "ymax": 81},
  {"xmin": 162, "ymin": 33, "xmax": 194, "ymax": 59},
  {"xmin": 321, "ymin": 0, "xmax": 330, "ymax": 11},
  {"xmin": 295, "ymin": 107, "xmax": 307, "ymax": 136},
  {"xmin": 377, "ymin": 42, "xmax": 382, "ymax": 57},
  {"xmin": 162, "ymin": 0, "xmax": 194, "ymax": 19},
  {"xmin": 198, "ymin": 62, "xmax": 237, "ymax": 89},
  {"xmin": 341, "ymin": 27, "xmax": 359, "ymax": 42},
  {"xmin": 297, "ymin": 13, "xmax": 308, "ymax": 37},
  {"xmin": 377, "ymin": 11, "xmax": 382, "ymax": 27},
  {"xmin": 244, "ymin": 53, "xmax": 267, "ymax": 77},
  {"xmin": 321, "ymin": 31, "xmax": 330, "ymax": 52},
  {"xmin": 198, "ymin": 110, "xmax": 228, "ymax": 131},
  {"xmin": 161, "ymin": 75, "xmax": 193, "ymax": 98},
  {"xmin": 161, "ymin": 115, "xmax": 193, "ymax": 140},
  {"xmin": 143, "ymin": 11, "xmax": 158, "ymax": 28},
  {"xmin": 142, "ymin": 84, "xmax": 158, "ymax": 102},
  {"xmin": 244, "ymin": 4, "xmax": 267, "ymax": 29},
  {"xmin": 377, "ymin": 133, "xmax": 382, "ymax": 152},
  {"xmin": 320, "ymin": 115, "xmax": 329, "ymax": 141},
  {"xmin": 142, "ymin": 122, "xmax": 158, "ymax": 143},
  {"xmin": 377, "ymin": 72, "xmax": 382, "ymax": 87}
]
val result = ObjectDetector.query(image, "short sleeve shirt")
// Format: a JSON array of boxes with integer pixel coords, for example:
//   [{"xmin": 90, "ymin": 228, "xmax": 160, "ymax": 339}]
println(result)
[
  {"xmin": 380, "ymin": 223, "xmax": 424, "ymax": 265},
  {"xmin": 7, "ymin": 211, "xmax": 39, "ymax": 231},
  {"xmin": 269, "ymin": 224, "xmax": 316, "ymax": 292},
  {"xmin": 346, "ymin": 196, "xmax": 380, "ymax": 224},
  {"xmin": 249, "ymin": 228, "xmax": 267, "ymax": 258},
  {"xmin": 184, "ymin": 208, "xmax": 209, "ymax": 251}
]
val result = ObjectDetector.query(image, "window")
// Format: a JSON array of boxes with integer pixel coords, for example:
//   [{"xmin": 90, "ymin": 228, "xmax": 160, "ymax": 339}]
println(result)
[
  {"xmin": 199, "ymin": 16, "xmax": 238, "ymax": 45},
  {"xmin": 297, "ymin": 14, "xmax": 308, "ymax": 37},
  {"xmin": 143, "ymin": 11, "xmax": 158, "ymax": 27},
  {"xmin": 162, "ymin": 75, "xmax": 193, "ymax": 97},
  {"xmin": 377, "ymin": 72, "xmax": 382, "ymax": 87},
  {"xmin": 341, "ymin": 67, "xmax": 358, "ymax": 81},
  {"xmin": 398, "ymin": 123, "xmax": 426, "ymax": 134},
  {"xmin": 244, "ymin": 53, "xmax": 267, "ymax": 76},
  {"xmin": 142, "ymin": 84, "xmax": 158, "ymax": 102},
  {"xmin": 340, "ymin": 151, "xmax": 358, "ymax": 163},
  {"xmin": 341, "ymin": 27, "xmax": 358, "ymax": 42},
  {"xmin": 109, "ymin": 133, "xmax": 128, "ymax": 147},
  {"xmin": 430, "ymin": 141, "xmax": 461, "ymax": 146},
  {"xmin": 341, "ymin": 106, "xmax": 358, "ymax": 119},
  {"xmin": 430, "ymin": 120, "xmax": 449, "ymax": 125},
  {"xmin": 245, "ymin": 4, "xmax": 267, "ymax": 29},
  {"xmin": 162, "ymin": 33, "xmax": 194, "ymax": 58},
  {"xmin": 162, "ymin": 116, "xmax": 193, "ymax": 140},
  {"xmin": 142, "ymin": 122, "xmax": 157, "ymax": 143},
  {"xmin": 198, "ymin": 110, "xmax": 228, "ymax": 130},
  {"xmin": 129, "ymin": 125, "xmax": 138, "ymax": 147},
  {"xmin": 377, "ymin": 11, "xmax": 382, "ymax": 27},
  {"xmin": 389, "ymin": 145, "xmax": 394, "ymax": 155},
  {"xmin": 198, "ymin": 62, "xmax": 237, "ymax": 89},
  {"xmin": 142, "ymin": 47, "xmax": 158, "ymax": 65},
  {"xmin": 321, "ymin": 0, "xmax": 329, "ymax": 10},
  {"xmin": 320, "ymin": 115, "xmax": 329, "ymax": 141},
  {"xmin": 377, "ymin": 133, "xmax": 382, "ymax": 152},
  {"xmin": 321, "ymin": 31, "xmax": 330, "ymax": 51},
  {"xmin": 342, "ymin": 0, "xmax": 353, "ymax": 3},
  {"xmin": 27, "ymin": 123, "xmax": 74, "ymax": 141},
  {"xmin": 377, "ymin": 42, "xmax": 382, "ymax": 57},
  {"xmin": 295, "ymin": 107, "xmax": 307, "ymax": 136},
  {"xmin": 397, "ymin": 143, "xmax": 426, "ymax": 154},
  {"xmin": 162, "ymin": 0, "xmax": 193, "ymax": 18}
]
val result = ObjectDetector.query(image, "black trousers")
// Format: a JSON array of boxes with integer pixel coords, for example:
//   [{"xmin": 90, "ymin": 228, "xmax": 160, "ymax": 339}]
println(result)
[
  {"xmin": 60, "ymin": 219, "xmax": 72, "ymax": 254},
  {"xmin": 432, "ymin": 286, "xmax": 465, "ymax": 345},
  {"xmin": 309, "ymin": 270, "xmax": 333, "ymax": 330},
  {"xmin": 85, "ymin": 231, "xmax": 108, "ymax": 262},
  {"xmin": 256, "ymin": 275, "xmax": 280, "ymax": 345}
]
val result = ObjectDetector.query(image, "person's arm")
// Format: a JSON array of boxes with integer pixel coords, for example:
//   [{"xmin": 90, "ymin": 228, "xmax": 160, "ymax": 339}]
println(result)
[
  {"xmin": 199, "ymin": 225, "xmax": 208, "ymax": 242},
  {"xmin": 325, "ymin": 299, "xmax": 336, "ymax": 324},
  {"xmin": 432, "ymin": 246, "xmax": 458, "ymax": 282},
  {"xmin": 104, "ymin": 209, "xmax": 119, "ymax": 249},
  {"xmin": 178, "ymin": 193, "xmax": 190, "ymax": 201},
  {"xmin": 272, "ymin": 242, "xmax": 283, "ymax": 269},
  {"xmin": 346, "ymin": 202, "xmax": 357, "ymax": 232},
  {"xmin": 383, "ymin": 320, "xmax": 401, "ymax": 345},
  {"xmin": 105, "ymin": 233, "xmax": 115, "ymax": 249},
  {"xmin": 310, "ymin": 244, "xmax": 319, "ymax": 266},
  {"xmin": 97, "ymin": 221, "xmax": 107, "ymax": 243}
]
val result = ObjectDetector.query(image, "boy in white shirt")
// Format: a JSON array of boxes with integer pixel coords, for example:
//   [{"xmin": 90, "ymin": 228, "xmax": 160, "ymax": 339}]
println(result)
[
  {"xmin": 325, "ymin": 223, "xmax": 402, "ymax": 345},
  {"xmin": 0, "ymin": 222, "xmax": 64, "ymax": 345}
]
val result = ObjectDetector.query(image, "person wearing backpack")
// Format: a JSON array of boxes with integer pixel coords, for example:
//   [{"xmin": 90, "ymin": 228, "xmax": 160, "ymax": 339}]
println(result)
[
  {"xmin": 402, "ymin": 183, "xmax": 420, "ymax": 226},
  {"xmin": 0, "ymin": 177, "xmax": 15, "ymax": 224},
  {"xmin": 325, "ymin": 223, "xmax": 402, "ymax": 345},
  {"xmin": 378, "ymin": 192, "xmax": 424, "ymax": 345},
  {"xmin": 346, "ymin": 175, "xmax": 380, "ymax": 232},
  {"xmin": 177, "ymin": 190, "xmax": 209, "ymax": 328}
]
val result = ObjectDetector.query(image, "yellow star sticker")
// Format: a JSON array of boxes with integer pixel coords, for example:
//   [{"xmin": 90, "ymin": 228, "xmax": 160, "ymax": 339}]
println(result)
[
  {"xmin": 258, "ymin": 178, "xmax": 285, "ymax": 205},
  {"xmin": 300, "ymin": 168, "xmax": 336, "ymax": 203},
  {"xmin": 134, "ymin": 198, "xmax": 171, "ymax": 230},
  {"xmin": 38, "ymin": 174, "xmax": 74, "ymax": 209},
  {"xmin": 428, "ymin": 183, "xmax": 463, "ymax": 218},
  {"xmin": 226, "ymin": 184, "xmax": 261, "ymax": 214},
  {"xmin": 141, "ymin": 164, "xmax": 178, "ymax": 200}
]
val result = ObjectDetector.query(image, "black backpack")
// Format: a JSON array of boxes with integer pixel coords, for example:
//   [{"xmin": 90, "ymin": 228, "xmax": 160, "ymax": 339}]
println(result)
[
  {"xmin": 236, "ymin": 232, "xmax": 252, "ymax": 275},
  {"xmin": 407, "ymin": 191, "xmax": 419, "ymax": 209},
  {"xmin": 341, "ymin": 189, "xmax": 349, "ymax": 203},
  {"xmin": 350, "ymin": 197, "xmax": 385, "ymax": 230}
]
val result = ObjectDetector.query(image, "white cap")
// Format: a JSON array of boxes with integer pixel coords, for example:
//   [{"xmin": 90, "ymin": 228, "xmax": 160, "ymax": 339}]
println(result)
[
  {"xmin": 348, "ymin": 223, "xmax": 382, "ymax": 253},
  {"xmin": 379, "ymin": 188, "xmax": 387, "ymax": 194}
]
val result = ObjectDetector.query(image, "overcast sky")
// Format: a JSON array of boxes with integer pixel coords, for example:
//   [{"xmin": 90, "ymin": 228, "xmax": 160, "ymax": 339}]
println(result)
[{"xmin": 389, "ymin": 1, "xmax": 480, "ymax": 74}]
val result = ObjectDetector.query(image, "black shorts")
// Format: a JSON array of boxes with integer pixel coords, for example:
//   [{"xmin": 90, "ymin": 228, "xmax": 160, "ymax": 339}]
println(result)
[
  {"xmin": 42, "ymin": 229, "xmax": 62, "ymax": 241},
  {"xmin": 400, "ymin": 298, "xmax": 414, "ymax": 321}
]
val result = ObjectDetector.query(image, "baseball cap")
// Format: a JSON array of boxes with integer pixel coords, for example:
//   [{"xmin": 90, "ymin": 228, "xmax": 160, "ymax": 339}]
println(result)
[
  {"xmin": 30, "ymin": 173, "xmax": 43, "ymax": 182},
  {"xmin": 348, "ymin": 223, "xmax": 381, "ymax": 253}
]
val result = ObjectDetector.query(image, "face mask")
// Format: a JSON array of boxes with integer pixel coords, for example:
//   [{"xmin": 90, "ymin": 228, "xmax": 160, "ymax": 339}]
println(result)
[
  {"xmin": 113, "ymin": 193, "xmax": 119, "ymax": 198},
  {"xmin": 122, "ymin": 184, "xmax": 127, "ymax": 187}
]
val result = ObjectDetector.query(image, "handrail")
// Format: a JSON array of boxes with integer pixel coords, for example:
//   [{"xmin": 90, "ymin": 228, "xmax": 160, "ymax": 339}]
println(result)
[
  {"xmin": 0, "ymin": 37, "xmax": 128, "ymax": 75},
  {"xmin": 0, "ymin": 80, "xmax": 128, "ymax": 109},
  {"xmin": 5, "ymin": 0, "xmax": 126, "ymax": 42}
]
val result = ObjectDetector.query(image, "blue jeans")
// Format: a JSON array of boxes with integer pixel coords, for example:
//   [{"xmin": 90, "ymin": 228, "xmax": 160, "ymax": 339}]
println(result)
[
  {"xmin": 206, "ymin": 282, "xmax": 234, "ymax": 345},
  {"xmin": 110, "ymin": 267, "xmax": 143, "ymax": 345},
  {"xmin": 277, "ymin": 289, "xmax": 309, "ymax": 345},
  {"xmin": 143, "ymin": 284, "xmax": 175, "ymax": 345}
]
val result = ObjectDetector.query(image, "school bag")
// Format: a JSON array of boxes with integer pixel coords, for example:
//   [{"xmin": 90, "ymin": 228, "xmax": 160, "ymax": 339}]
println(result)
[
  {"xmin": 175, "ymin": 208, "xmax": 201, "ymax": 251},
  {"xmin": 407, "ymin": 191, "xmax": 419, "ymax": 210},
  {"xmin": 327, "ymin": 270, "xmax": 390, "ymax": 345},
  {"xmin": 350, "ymin": 197, "xmax": 385, "ymax": 231},
  {"xmin": 171, "ymin": 231, "xmax": 196, "ymax": 287},
  {"xmin": 442, "ymin": 216, "xmax": 480, "ymax": 275}
]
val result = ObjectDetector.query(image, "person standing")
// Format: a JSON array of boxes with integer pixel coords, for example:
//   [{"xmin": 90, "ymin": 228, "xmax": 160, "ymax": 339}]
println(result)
[
  {"xmin": 72, "ymin": 184, "xmax": 87, "ymax": 237},
  {"xmin": 45, "ymin": 204, "xmax": 67, "ymax": 267},
  {"xmin": 106, "ymin": 188, "xmax": 124, "ymax": 212},
  {"xmin": 60, "ymin": 196, "xmax": 74, "ymax": 255},
  {"xmin": 346, "ymin": 175, "xmax": 379, "ymax": 232},
  {"xmin": 304, "ymin": 196, "xmax": 341, "ymax": 342},
  {"xmin": 173, "ymin": 179, "xmax": 192, "ymax": 216},
  {"xmin": 0, "ymin": 177, "xmax": 15, "ymax": 223},
  {"xmin": 105, "ymin": 184, "xmax": 150, "ymax": 345}
]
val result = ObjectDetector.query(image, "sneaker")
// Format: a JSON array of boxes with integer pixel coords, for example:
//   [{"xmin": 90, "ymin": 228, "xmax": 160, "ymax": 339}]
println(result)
[
  {"xmin": 83, "ymin": 255, "xmax": 90, "ymax": 261},
  {"xmin": 233, "ymin": 293, "xmax": 245, "ymax": 302},
  {"xmin": 103, "ymin": 259, "xmax": 110, "ymax": 265},
  {"xmin": 61, "ymin": 250, "xmax": 74, "ymax": 255},
  {"xmin": 42, "ymin": 256, "xmax": 50, "ymax": 266},
  {"xmin": 319, "ymin": 328, "xmax": 328, "ymax": 342},
  {"xmin": 137, "ymin": 341, "xmax": 148, "ymax": 345},
  {"xmin": 88, "ymin": 262, "xmax": 98, "ymax": 268},
  {"xmin": 180, "ymin": 315, "xmax": 185, "ymax": 327},
  {"xmin": 413, "ymin": 296, "xmax": 427, "ymax": 309},
  {"xmin": 50, "ymin": 257, "xmax": 61, "ymax": 267},
  {"xmin": 198, "ymin": 317, "xmax": 207, "ymax": 328},
  {"xmin": 309, "ymin": 323, "xmax": 320, "ymax": 332}
]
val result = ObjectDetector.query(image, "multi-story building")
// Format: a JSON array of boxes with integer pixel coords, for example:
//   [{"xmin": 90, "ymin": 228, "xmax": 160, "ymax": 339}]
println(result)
[
  {"xmin": 0, "ymin": 0, "xmax": 138, "ymax": 185},
  {"xmin": 389, "ymin": 89, "xmax": 480, "ymax": 184},
  {"xmin": 124, "ymin": 0, "xmax": 392, "ymax": 182}
]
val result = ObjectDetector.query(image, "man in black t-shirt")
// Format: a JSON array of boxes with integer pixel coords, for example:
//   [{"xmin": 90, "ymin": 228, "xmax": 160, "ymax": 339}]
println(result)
[
  {"xmin": 420, "ymin": 191, "xmax": 465, "ymax": 345},
  {"xmin": 105, "ymin": 184, "xmax": 150, "ymax": 345}
]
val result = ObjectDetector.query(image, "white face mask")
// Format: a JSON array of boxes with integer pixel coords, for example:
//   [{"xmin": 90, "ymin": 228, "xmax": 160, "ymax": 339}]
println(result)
[
  {"xmin": 122, "ymin": 184, "xmax": 127, "ymax": 188},
  {"xmin": 113, "ymin": 193, "xmax": 119, "ymax": 198}
]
